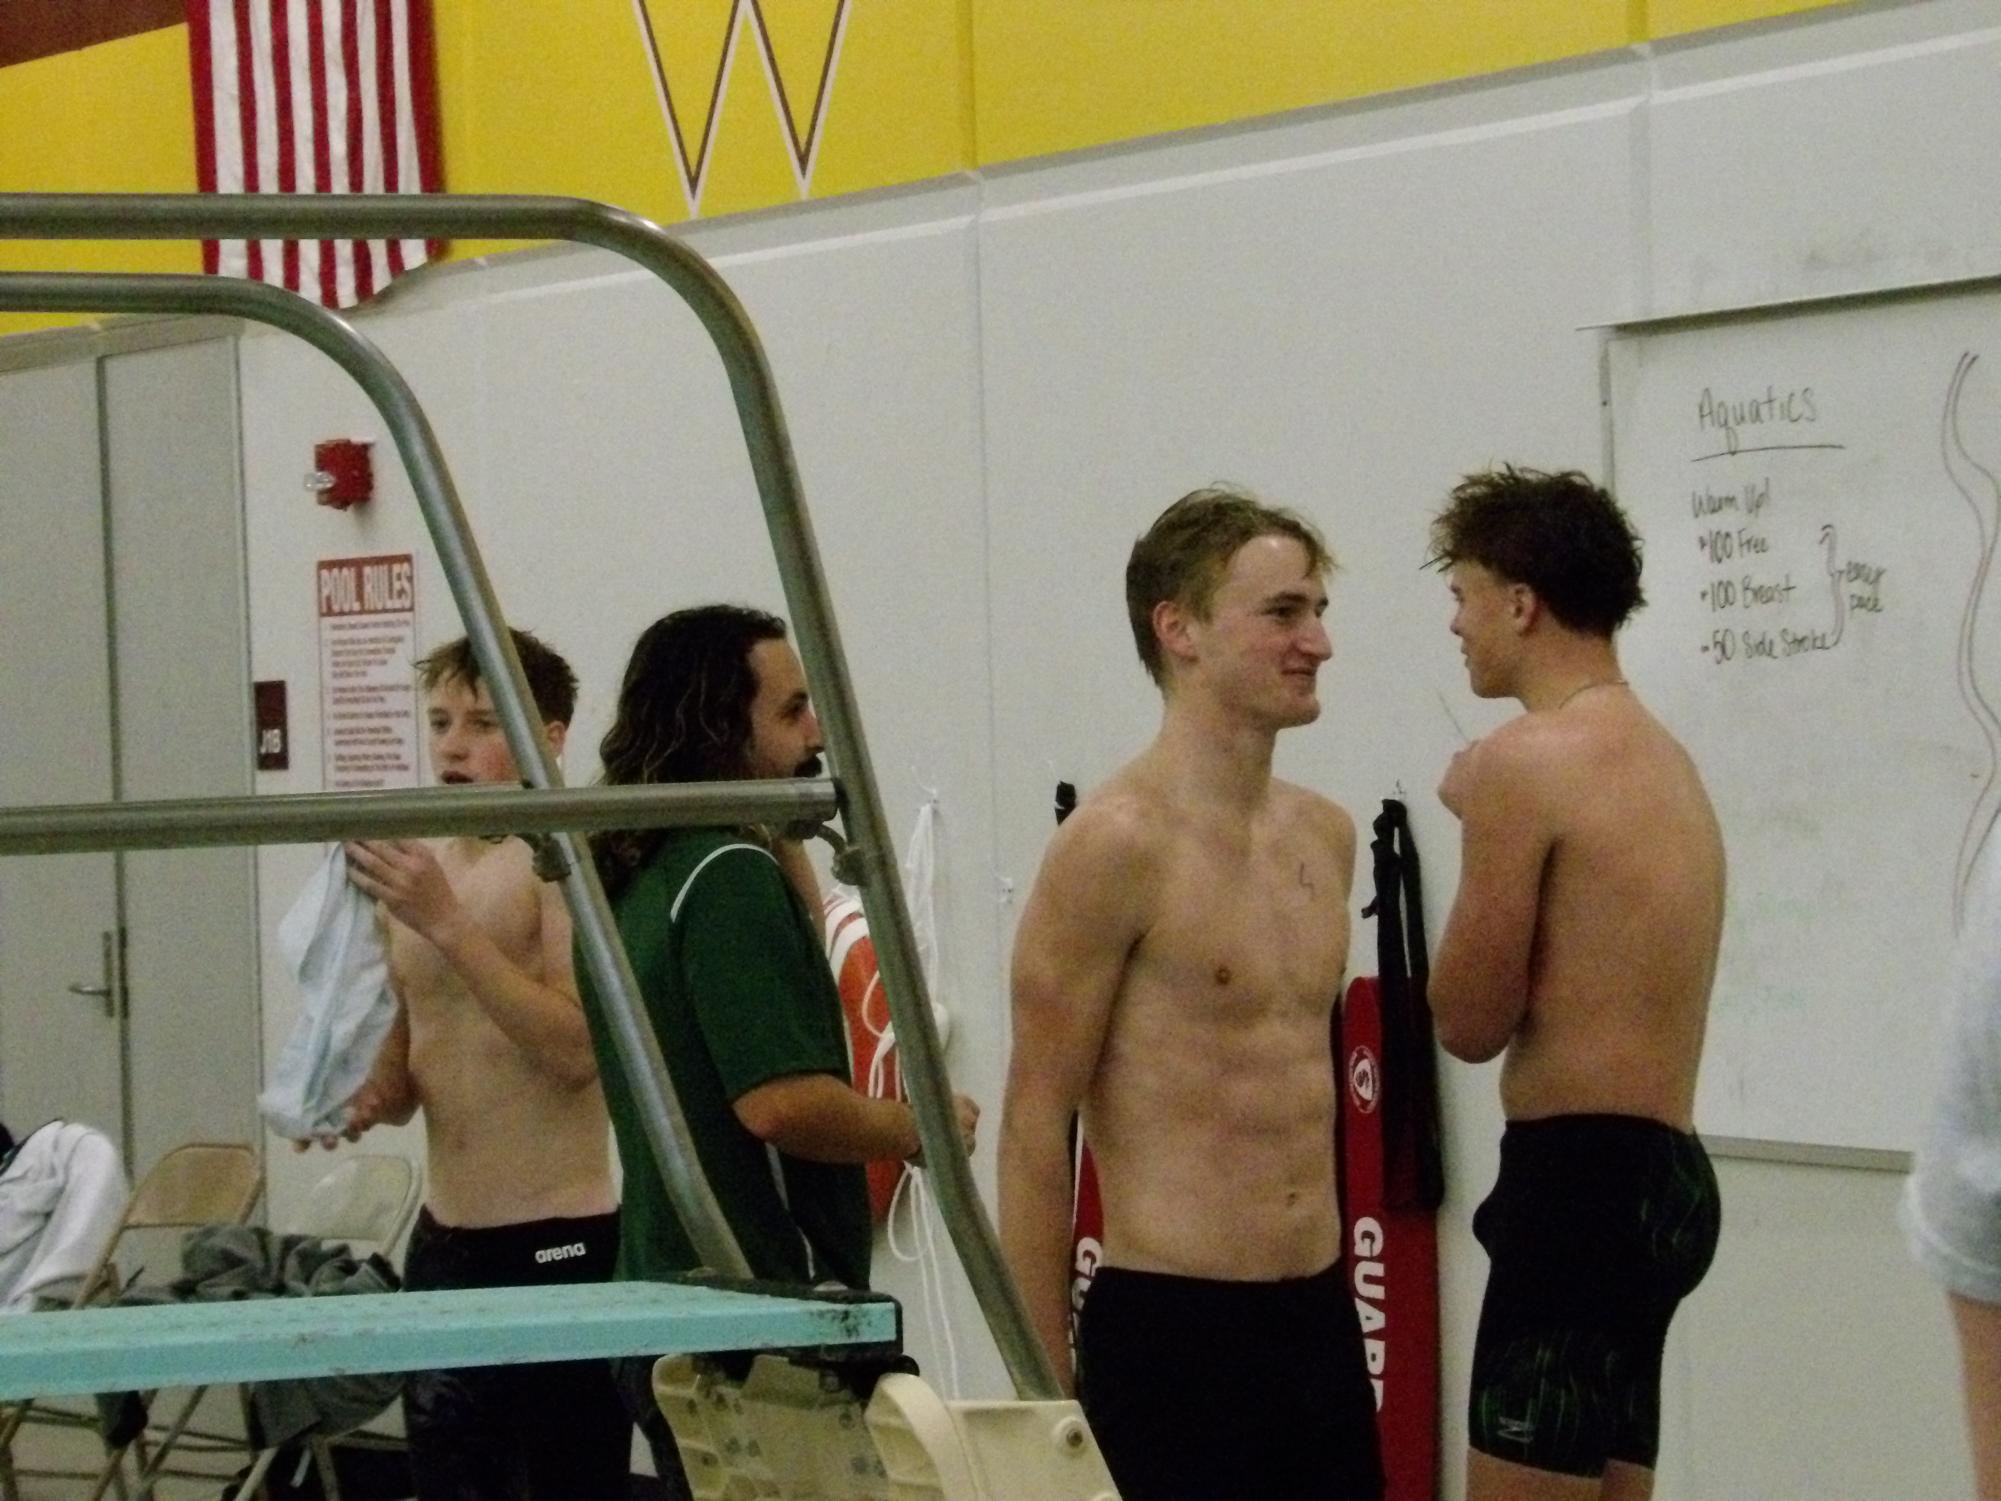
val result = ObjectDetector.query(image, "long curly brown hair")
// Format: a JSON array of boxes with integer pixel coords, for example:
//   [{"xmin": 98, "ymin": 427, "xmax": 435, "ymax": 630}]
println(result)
[{"xmin": 592, "ymin": 604, "xmax": 787, "ymax": 899}]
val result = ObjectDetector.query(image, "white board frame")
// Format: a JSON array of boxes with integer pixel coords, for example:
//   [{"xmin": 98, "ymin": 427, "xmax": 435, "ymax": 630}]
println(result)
[{"xmin": 1595, "ymin": 269, "xmax": 2001, "ymax": 1168}]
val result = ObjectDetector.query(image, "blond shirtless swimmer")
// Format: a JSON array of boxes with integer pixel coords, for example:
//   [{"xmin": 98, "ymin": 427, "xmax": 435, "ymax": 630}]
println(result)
[
  {"xmin": 333, "ymin": 630, "xmax": 629, "ymax": 1501},
  {"xmin": 1000, "ymin": 487, "xmax": 1384, "ymax": 1501},
  {"xmin": 1429, "ymin": 469, "xmax": 1725, "ymax": 1501}
]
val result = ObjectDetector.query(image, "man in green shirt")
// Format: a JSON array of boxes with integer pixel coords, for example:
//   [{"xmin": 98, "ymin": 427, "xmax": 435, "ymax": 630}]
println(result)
[{"xmin": 583, "ymin": 603, "xmax": 977, "ymax": 1492}]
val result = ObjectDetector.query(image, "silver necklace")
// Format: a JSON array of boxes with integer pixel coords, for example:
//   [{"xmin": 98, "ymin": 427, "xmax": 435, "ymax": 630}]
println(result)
[{"xmin": 1556, "ymin": 677, "xmax": 1628, "ymax": 710}]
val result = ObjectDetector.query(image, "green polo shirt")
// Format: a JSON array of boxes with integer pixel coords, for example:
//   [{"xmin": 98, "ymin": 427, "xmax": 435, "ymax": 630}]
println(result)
[{"xmin": 580, "ymin": 830, "xmax": 870, "ymax": 1291}]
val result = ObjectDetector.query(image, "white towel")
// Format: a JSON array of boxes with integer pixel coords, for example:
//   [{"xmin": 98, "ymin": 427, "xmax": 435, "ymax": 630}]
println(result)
[
  {"xmin": 259, "ymin": 845, "xmax": 399, "ymax": 1141},
  {"xmin": 0, "ymin": 1120, "xmax": 126, "ymax": 1312}
]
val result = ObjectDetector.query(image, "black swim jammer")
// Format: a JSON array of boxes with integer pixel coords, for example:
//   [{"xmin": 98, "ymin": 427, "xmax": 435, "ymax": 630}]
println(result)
[{"xmin": 1468, "ymin": 1113, "xmax": 1721, "ymax": 1478}]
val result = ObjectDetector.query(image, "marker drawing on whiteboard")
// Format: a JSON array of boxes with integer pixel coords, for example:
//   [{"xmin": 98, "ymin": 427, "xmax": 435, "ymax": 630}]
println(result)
[
  {"xmin": 1818, "ymin": 524, "xmax": 1847, "ymax": 650},
  {"xmin": 1945, "ymin": 351, "xmax": 2001, "ymax": 928}
]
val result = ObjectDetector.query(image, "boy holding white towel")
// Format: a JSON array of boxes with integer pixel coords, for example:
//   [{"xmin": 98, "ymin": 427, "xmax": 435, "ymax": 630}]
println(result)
[{"xmin": 328, "ymin": 628, "xmax": 629, "ymax": 1500}]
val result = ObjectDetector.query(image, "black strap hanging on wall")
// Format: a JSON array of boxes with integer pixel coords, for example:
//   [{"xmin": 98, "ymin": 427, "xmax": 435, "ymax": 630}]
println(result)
[{"xmin": 1361, "ymin": 798, "xmax": 1446, "ymax": 1211}]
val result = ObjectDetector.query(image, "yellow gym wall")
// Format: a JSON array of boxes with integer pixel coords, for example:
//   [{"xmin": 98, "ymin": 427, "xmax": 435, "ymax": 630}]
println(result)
[
  {"xmin": 0, "ymin": 0, "xmax": 1853, "ymax": 334},
  {"xmin": 0, "ymin": 23, "xmax": 202, "ymax": 304}
]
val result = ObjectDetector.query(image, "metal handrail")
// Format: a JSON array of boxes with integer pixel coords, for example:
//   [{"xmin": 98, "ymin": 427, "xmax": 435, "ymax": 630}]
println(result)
[
  {"xmin": 0, "ymin": 780, "xmax": 838, "ymax": 856},
  {"xmin": 0, "ymin": 193, "xmax": 1058, "ymax": 1399}
]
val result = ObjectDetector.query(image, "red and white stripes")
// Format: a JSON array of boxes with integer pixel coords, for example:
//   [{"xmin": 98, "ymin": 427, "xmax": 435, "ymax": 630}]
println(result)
[{"xmin": 185, "ymin": 0, "xmax": 442, "ymax": 310}]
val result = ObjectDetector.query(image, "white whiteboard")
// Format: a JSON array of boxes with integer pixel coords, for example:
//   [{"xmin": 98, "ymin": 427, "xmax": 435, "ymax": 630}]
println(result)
[{"xmin": 1608, "ymin": 283, "xmax": 2001, "ymax": 1151}]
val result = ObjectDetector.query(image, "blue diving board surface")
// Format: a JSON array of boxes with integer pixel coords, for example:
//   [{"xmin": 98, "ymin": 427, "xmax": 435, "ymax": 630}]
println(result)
[{"xmin": 0, "ymin": 1281, "xmax": 901, "ymax": 1400}]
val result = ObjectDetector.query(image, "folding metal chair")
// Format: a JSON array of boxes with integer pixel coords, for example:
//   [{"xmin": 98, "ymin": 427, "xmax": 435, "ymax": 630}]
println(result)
[
  {"xmin": 285, "ymin": 1154, "xmax": 420, "ymax": 1254},
  {"xmin": 0, "ymin": 1140, "xmax": 261, "ymax": 1501},
  {"xmin": 246, "ymin": 1156, "xmax": 420, "ymax": 1501},
  {"xmin": 126, "ymin": 1153, "xmax": 421, "ymax": 1501}
]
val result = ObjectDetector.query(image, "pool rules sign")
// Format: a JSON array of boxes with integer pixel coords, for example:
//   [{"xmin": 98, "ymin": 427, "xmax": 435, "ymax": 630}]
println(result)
[{"xmin": 317, "ymin": 554, "xmax": 418, "ymax": 791}]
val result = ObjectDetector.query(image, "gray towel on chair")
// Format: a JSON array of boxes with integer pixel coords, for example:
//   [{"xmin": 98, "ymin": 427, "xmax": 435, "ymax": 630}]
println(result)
[{"xmin": 105, "ymin": 1223, "xmax": 403, "ymax": 1448}]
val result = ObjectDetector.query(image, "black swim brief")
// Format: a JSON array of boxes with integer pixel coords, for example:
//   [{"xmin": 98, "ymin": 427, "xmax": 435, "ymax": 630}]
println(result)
[
  {"xmin": 1468, "ymin": 1113, "xmax": 1721, "ymax": 1478},
  {"xmin": 1077, "ymin": 1260, "xmax": 1384, "ymax": 1501},
  {"xmin": 403, "ymin": 1207, "xmax": 631, "ymax": 1501}
]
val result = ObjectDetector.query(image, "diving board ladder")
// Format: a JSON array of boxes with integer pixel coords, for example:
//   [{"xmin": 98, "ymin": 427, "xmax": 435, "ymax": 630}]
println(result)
[{"xmin": 0, "ymin": 194, "xmax": 1116, "ymax": 1501}]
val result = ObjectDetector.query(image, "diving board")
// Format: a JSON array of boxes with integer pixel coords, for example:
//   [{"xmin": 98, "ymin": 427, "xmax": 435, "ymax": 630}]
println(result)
[{"xmin": 0, "ymin": 1281, "xmax": 900, "ymax": 1400}]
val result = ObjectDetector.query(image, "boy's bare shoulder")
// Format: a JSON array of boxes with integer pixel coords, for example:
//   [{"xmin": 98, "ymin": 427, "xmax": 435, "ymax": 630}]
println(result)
[
  {"xmin": 442, "ymin": 834, "xmax": 537, "ymax": 893},
  {"xmin": 1476, "ymin": 707, "xmax": 1595, "ymax": 794},
  {"xmin": 1274, "ymin": 779, "xmax": 1356, "ymax": 855},
  {"xmin": 1055, "ymin": 771, "xmax": 1170, "ymax": 877}
]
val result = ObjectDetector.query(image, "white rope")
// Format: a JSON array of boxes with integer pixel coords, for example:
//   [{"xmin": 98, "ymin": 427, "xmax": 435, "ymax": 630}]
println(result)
[
  {"xmin": 901, "ymin": 798, "xmax": 942, "ymax": 998},
  {"xmin": 885, "ymin": 1161, "xmax": 962, "ymax": 1396},
  {"xmin": 862, "ymin": 971, "xmax": 893, "ymax": 1096},
  {"xmin": 876, "ymin": 794, "xmax": 963, "ymax": 1394}
]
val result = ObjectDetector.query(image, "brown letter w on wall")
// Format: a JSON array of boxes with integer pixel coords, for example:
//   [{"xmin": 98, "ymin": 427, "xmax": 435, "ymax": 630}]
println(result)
[{"xmin": 0, "ymin": 0, "xmax": 185, "ymax": 69}]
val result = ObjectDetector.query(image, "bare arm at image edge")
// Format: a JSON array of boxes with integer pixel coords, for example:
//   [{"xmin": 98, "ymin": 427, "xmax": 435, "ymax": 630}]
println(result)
[{"xmin": 1953, "ymin": 1292, "xmax": 2001, "ymax": 1501}]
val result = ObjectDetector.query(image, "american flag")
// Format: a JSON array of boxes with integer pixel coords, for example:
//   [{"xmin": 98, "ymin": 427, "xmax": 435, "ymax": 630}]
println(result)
[{"xmin": 184, "ymin": 0, "xmax": 443, "ymax": 309}]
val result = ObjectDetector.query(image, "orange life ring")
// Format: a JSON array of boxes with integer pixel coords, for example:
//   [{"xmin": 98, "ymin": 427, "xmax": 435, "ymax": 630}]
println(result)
[{"xmin": 823, "ymin": 887, "xmax": 904, "ymax": 1222}]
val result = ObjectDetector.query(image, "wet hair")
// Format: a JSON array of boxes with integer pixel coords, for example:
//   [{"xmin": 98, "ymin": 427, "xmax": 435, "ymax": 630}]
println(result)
[
  {"xmin": 1125, "ymin": 484, "xmax": 1334, "ymax": 686},
  {"xmin": 1428, "ymin": 466, "xmax": 1646, "ymax": 637},
  {"xmin": 592, "ymin": 604, "xmax": 788, "ymax": 898},
  {"xmin": 416, "ymin": 628, "xmax": 577, "ymax": 726}
]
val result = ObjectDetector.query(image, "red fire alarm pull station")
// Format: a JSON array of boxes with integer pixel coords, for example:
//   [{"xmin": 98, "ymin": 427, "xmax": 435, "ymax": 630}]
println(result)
[{"xmin": 307, "ymin": 439, "xmax": 374, "ymax": 510}]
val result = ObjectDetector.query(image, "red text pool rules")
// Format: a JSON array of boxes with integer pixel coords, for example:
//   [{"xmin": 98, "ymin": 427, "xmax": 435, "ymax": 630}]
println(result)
[{"xmin": 317, "ymin": 554, "xmax": 418, "ymax": 791}]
